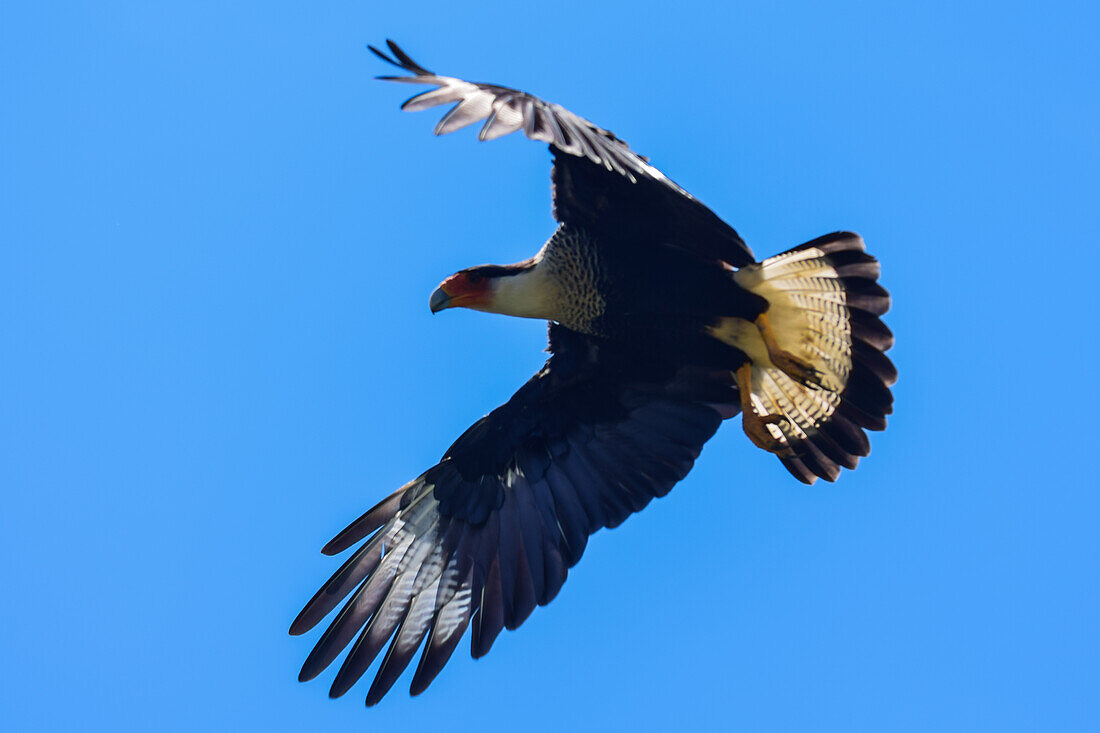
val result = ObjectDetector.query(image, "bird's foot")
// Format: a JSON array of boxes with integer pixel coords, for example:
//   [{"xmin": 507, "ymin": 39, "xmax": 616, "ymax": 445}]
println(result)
[
  {"xmin": 755, "ymin": 312, "xmax": 823, "ymax": 388},
  {"xmin": 734, "ymin": 362, "xmax": 790, "ymax": 454},
  {"xmin": 768, "ymin": 349, "xmax": 824, "ymax": 389},
  {"xmin": 742, "ymin": 411, "xmax": 789, "ymax": 454}
]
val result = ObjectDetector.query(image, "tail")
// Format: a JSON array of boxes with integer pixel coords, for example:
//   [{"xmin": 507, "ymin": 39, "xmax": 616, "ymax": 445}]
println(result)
[{"xmin": 730, "ymin": 232, "xmax": 896, "ymax": 483}]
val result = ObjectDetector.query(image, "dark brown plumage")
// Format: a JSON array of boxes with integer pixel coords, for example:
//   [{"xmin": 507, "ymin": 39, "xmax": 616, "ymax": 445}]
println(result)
[{"xmin": 291, "ymin": 40, "xmax": 895, "ymax": 706}]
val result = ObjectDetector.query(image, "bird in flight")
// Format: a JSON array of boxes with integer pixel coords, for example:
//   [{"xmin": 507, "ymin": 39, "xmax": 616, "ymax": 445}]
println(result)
[{"xmin": 291, "ymin": 40, "xmax": 896, "ymax": 706}]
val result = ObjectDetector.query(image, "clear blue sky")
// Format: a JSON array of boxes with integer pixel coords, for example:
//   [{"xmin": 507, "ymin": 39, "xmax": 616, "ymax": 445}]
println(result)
[{"xmin": 3, "ymin": 2, "xmax": 1097, "ymax": 730}]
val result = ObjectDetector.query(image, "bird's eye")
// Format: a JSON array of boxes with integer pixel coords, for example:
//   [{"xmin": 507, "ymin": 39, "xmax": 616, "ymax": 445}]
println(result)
[{"xmin": 467, "ymin": 272, "xmax": 482, "ymax": 284}]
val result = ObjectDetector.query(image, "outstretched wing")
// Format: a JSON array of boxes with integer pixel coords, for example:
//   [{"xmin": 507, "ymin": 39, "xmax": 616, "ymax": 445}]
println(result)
[
  {"xmin": 369, "ymin": 40, "xmax": 754, "ymax": 267},
  {"xmin": 290, "ymin": 324, "xmax": 737, "ymax": 705}
]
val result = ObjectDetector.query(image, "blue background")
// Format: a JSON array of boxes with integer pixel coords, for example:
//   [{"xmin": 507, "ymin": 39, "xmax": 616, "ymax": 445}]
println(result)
[{"xmin": 3, "ymin": 2, "xmax": 1097, "ymax": 730}]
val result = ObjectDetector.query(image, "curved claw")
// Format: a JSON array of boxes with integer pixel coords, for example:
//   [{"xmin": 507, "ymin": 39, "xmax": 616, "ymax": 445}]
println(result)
[
  {"xmin": 734, "ymin": 362, "xmax": 790, "ymax": 454},
  {"xmin": 742, "ymin": 411, "xmax": 788, "ymax": 453}
]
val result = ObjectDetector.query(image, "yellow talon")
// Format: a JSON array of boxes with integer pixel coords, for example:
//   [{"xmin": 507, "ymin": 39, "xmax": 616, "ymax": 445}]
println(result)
[
  {"xmin": 735, "ymin": 363, "xmax": 789, "ymax": 454},
  {"xmin": 755, "ymin": 311, "xmax": 823, "ymax": 388}
]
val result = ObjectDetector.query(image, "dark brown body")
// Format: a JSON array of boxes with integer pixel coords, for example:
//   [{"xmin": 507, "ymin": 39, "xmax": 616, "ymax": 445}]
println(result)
[{"xmin": 542, "ymin": 223, "xmax": 767, "ymax": 371}]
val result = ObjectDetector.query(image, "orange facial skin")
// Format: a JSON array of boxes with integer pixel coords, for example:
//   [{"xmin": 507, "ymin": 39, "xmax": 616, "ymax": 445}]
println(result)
[{"xmin": 429, "ymin": 271, "xmax": 493, "ymax": 313}]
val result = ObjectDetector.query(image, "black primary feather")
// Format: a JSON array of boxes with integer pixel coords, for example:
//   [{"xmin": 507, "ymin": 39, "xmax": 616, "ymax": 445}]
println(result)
[{"xmin": 291, "ymin": 324, "xmax": 733, "ymax": 704}]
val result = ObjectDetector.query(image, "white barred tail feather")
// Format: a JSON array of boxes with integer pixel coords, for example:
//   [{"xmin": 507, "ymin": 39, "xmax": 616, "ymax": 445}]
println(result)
[{"xmin": 729, "ymin": 232, "xmax": 896, "ymax": 483}]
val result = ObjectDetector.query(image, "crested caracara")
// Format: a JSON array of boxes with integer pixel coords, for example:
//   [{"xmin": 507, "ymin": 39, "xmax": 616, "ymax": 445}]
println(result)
[{"xmin": 290, "ymin": 40, "xmax": 896, "ymax": 706}]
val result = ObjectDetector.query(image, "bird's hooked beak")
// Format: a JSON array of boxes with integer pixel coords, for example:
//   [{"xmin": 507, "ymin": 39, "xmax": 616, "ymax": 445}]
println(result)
[
  {"xmin": 429, "ymin": 286, "xmax": 453, "ymax": 314},
  {"xmin": 429, "ymin": 271, "xmax": 493, "ymax": 314}
]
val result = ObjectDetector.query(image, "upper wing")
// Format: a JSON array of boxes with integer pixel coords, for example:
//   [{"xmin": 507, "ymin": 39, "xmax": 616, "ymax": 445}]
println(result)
[
  {"xmin": 369, "ymin": 40, "xmax": 754, "ymax": 267},
  {"xmin": 290, "ymin": 323, "xmax": 737, "ymax": 705}
]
